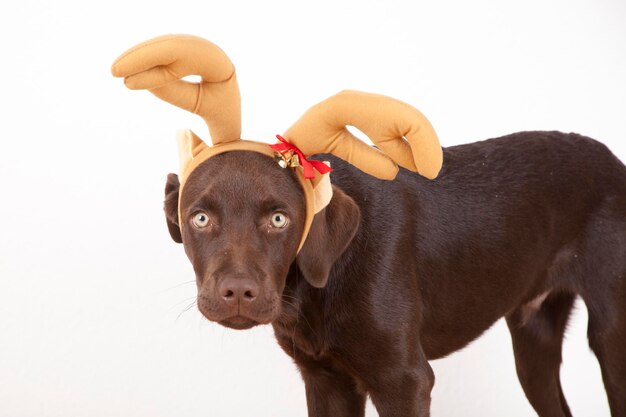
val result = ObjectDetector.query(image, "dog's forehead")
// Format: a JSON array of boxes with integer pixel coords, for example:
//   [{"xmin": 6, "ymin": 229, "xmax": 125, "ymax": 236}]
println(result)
[{"xmin": 182, "ymin": 151, "xmax": 303, "ymax": 209}]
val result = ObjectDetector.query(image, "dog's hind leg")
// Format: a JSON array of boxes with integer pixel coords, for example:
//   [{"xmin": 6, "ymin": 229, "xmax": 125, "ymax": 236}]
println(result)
[
  {"xmin": 506, "ymin": 291, "xmax": 576, "ymax": 417},
  {"xmin": 587, "ymin": 310, "xmax": 626, "ymax": 417},
  {"xmin": 584, "ymin": 274, "xmax": 626, "ymax": 417},
  {"xmin": 580, "ymin": 204, "xmax": 626, "ymax": 416}
]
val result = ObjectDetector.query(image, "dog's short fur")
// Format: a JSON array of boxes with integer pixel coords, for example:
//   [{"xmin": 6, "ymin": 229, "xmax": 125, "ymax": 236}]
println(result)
[{"xmin": 164, "ymin": 131, "xmax": 626, "ymax": 417}]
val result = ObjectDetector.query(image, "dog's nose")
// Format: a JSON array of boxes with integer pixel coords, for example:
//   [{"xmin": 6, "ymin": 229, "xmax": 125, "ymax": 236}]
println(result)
[{"xmin": 218, "ymin": 277, "xmax": 260, "ymax": 304}]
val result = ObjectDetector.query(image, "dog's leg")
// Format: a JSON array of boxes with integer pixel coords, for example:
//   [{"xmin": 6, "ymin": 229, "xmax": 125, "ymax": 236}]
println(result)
[
  {"xmin": 367, "ymin": 346, "xmax": 435, "ymax": 417},
  {"xmin": 586, "ymin": 285, "xmax": 626, "ymax": 416},
  {"xmin": 506, "ymin": 291, "xmax": 575, "ymax": 417},
  {"xmin": 580, "ymin": 209, "xmax": 626, "ymax": 416},
  {"xmin": 298, "ymin": 359, "xmax": 366, "ymax": 417}
]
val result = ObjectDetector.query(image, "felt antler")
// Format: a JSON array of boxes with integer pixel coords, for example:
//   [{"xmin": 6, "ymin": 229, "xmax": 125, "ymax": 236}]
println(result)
[
  {"xmin": 112, "ymin": 35, "xmax": 443, "ymax": 253},
  {"xmin": 111, "ymin": 34, "xmax": 241, "ymax": 145},
  {"xmin": 283, "ymin": 90, "xmax": 443, "ymax": 180}
]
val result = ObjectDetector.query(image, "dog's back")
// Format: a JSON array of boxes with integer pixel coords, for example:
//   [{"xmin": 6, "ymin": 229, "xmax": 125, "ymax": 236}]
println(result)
[{"xmin": 314, "ymin": 131, "xmax": 626, "ymax": 415}]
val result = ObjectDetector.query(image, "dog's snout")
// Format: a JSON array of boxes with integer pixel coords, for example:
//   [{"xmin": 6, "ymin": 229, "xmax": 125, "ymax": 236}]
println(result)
[{"xmin": 218, "ymin": 277, "xmax": 260, "ymax": 304}]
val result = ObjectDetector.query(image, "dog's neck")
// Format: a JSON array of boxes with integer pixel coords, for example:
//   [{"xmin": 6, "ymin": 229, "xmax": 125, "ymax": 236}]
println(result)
[{"xmin": 272, "ymin": 266, "xmax": 331, "ymax": 361}]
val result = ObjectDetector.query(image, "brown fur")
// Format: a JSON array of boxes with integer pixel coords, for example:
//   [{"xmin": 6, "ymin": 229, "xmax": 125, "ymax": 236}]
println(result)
[{"xmin": 164, "ymin": 131, "xmax": 626, "ymax": 417}]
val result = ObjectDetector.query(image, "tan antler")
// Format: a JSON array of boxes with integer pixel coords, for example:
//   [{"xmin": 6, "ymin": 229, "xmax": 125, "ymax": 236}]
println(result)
[
  {"xmin": 283, "ymin": 90, "xmax": 443, "ymax": 180},
  {"xmin": 111, "ymin": 34, "xmax": 241, "ymax": 144}
]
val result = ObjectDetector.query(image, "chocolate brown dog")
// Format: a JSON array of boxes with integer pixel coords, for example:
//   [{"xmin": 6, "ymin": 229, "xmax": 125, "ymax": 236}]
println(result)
[
  {"xmin": 163, "ymin": 130, "xmax": 626, "ymax": 417},
  {"xmin": 111, "ymin": 35, "xmax": 624, "ymax": 417}
]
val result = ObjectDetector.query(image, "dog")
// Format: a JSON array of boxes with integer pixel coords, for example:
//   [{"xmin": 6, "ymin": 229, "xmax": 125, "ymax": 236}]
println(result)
[
  {"xmin": 111, "ymin": 34, "xmax": 625, "ymax": 417},
  {"xmin": 163, "ymin": 130, "xmax": 626, "ymax": 417}
]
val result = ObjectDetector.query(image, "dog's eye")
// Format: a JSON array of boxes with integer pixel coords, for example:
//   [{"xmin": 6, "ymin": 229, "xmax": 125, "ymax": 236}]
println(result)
[
  {"xmin": 192, "ymin": 212, "xmax": 211, "ymax": 228},
  {"xmin": 270, "ymin": 212, "xmax": 288, "ymax": 228}
]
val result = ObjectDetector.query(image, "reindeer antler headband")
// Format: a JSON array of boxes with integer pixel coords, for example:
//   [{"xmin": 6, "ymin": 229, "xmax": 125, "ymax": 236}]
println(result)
[{"xmin": 111, "ymin": 34, "xmax": 443, "ymax": 251}]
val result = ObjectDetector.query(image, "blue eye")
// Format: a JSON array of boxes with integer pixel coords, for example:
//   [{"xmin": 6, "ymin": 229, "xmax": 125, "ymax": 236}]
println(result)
[
  {"xmin": 270, "ymin": 212, "xmax": 288, "ymax": 228},
  {"xmin": 192, "ymin": 212, "xmax": 210, "ymax": 228}
]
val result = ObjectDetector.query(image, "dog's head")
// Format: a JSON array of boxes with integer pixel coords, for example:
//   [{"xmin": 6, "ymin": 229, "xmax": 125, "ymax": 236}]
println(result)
[
  {"xmin": 164, "ymin": 151, "xmax": 360, "ymax": 329},
  {"xmin": 112, "ymin": 34, "xmax": 443, "ymax": 329}
]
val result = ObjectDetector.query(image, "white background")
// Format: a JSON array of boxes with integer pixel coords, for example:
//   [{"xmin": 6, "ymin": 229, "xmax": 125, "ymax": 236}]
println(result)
[{"xmin": 1, "ymin": 0, "xmax": 624, "ymax": 416}]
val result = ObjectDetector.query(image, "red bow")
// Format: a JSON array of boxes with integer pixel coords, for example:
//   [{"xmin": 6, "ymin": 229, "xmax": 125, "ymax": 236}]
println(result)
[{"xmin": 270, "ymin": 135, "xmax": 333, "ymax": 179}]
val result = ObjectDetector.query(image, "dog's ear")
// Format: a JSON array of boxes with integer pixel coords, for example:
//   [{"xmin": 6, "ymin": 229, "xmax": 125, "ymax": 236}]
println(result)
[
  {"xmin": 164, "ymin": 173, "xmax": 183, "ymax": 243},
  {"xmin": 296, "ymin": 186, "xmax": 360, "ymax": 288}
]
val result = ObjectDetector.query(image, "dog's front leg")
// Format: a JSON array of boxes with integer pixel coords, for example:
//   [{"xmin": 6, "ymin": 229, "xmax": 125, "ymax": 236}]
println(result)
[
  {"xmin": 367, "ymin": 347, "xmax": 435, "ymax": 417},
  {"xmin": 298, "ymin": 359, "xmax": 366, "ymax": 417}
]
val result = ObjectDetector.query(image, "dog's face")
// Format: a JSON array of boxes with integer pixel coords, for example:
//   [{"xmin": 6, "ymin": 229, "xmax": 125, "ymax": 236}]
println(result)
[{"xmin": 164, "ymin": 151, "xmax": 360, "ymax": 330}]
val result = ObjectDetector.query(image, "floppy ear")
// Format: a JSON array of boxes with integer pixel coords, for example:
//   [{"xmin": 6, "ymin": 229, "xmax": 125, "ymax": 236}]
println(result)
[
  {"xmin": 296, "ymin": 186, "xmax": 360, "ymax": 288},
  {"xmin": 164, "ymin": 173, "xmax": 183, "ymax": 243}
]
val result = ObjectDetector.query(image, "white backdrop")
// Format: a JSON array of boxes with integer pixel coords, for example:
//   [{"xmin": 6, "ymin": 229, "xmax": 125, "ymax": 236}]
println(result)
[{"xmin": 1, "ymin": 0, "xmax": 625, "ymax": 416}]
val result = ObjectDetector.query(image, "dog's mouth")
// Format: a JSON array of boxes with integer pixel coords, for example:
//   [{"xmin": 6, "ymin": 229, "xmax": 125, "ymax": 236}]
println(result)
[
  {"xmin": 197, "ymin": 294, "xmax": 280, "ymax": 330},
  {"xmin": 219, "ymin": 315, "xmax": 260, "ymax": 330}
]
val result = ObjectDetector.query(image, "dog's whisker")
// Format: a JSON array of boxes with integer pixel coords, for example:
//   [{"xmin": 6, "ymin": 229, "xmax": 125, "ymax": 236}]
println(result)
[
  {"xmin": 278, "ymin": 295, "xmax": 302, "ymax": 358},
  {"xmin": 158, "ymin": 280, "xmax": 196, "ymax": 293},
  {"xmin": 281, "ymin": 296, "xmax": 318, "ymax": 338},
  {"xmin": 168, "ymin": 296, "xmax": 199, "ymax": 311},
  {"xmin": 281, "ymin": 293, "xmax": 299, "ymax": 302},
  {"xmin": 176, "ymin": 299, "xmax": 198, "ymax": 321}
]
